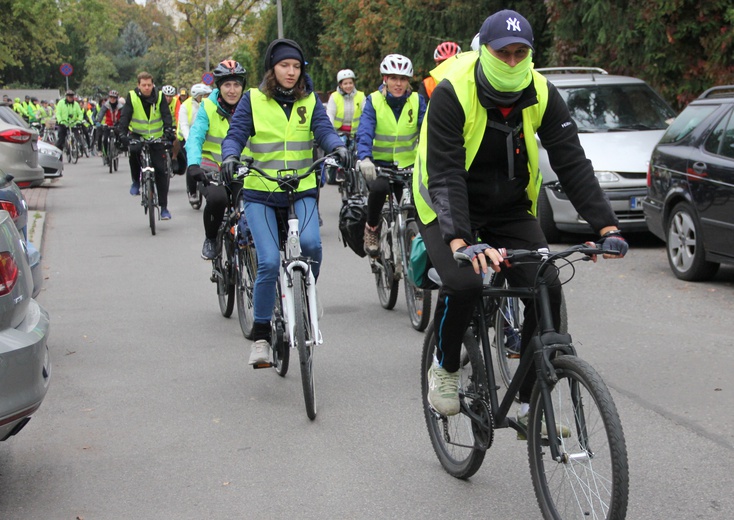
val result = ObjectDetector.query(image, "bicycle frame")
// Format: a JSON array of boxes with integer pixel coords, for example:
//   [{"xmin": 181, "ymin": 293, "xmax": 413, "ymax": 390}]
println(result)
[{"xmin": 372, "ymin": 167, "xmax": 414, "ymax": 278}]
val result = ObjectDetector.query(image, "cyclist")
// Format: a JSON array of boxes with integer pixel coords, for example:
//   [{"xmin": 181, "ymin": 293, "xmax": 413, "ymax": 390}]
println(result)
[
  {"xmin": 12, "ymin": 97, "xmax": 25, "ymax": 117},
  {"xmin": 355, "ymin": 53, "xmax": 427, "ymax": 256},
  {"xmin": 55, "ymin": 90, "xmax": 84, "ymax": 154},
  {"xmin": 179, "ymin": 83, "xmax": 213, "ymax": 203},
  {"xmin": 326, "ymin": 69, "xmax": 364, "ymax": 182},
  {"xmin": 413, "ymin": 10, "xmax": 628, "ymax": 421},
  {"xmin": 220, "ymin": 38, "xmax": 349, "ymax": 366},
  {"xmin": 119, "ymin": 71, "xmax": 176, "ymax": 220},
  {"xmin": 177, "ymin": 87, "xmax": 188, "ymax": 117},
  {"xmin": 419, "ymin": 42, "xmax": 462, "ymax": 100},
  {"xmin": 96, "ymin": 90, "xmax": 123, "ymax": 164},
  {"xmin": 185, "ymin": 61, "xmax": 247, "ymax": 260}
]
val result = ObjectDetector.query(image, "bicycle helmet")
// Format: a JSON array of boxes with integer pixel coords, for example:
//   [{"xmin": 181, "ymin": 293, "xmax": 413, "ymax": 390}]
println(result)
[
  {"xmin": 337, "ymin": 69, "xmax": 356, "ymax": 83},
  {"xmin": 108, "ymin": 90, "xmax": 119, "ymax": 97},
  {"xmin": 212, "ymin": 59, "xmax": 247, "ymax": 87},
  {"xmin": 65, "ymin": 90, "xmax": 75, "ymax": 96},
  {"xmin": 470, "ymin": 33, "xmax": 481, "ymax": 52},
  {"xmin": 379, "ymin": 54, "xmax": 413, "ymax": 77},
  {"xmin": 434, "ymin": 41, "xmax": 461, "ymax": 62},
  {"xmin": 190, "ymin": 83, "xmax": 212, "ymax": 98},
  {"xmin": 161, "ymin": 85, "xmax": 177, "ymax": 96}
]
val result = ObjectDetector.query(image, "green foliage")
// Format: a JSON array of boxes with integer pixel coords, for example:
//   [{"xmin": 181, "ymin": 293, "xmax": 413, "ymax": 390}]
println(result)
[{"xmin": 120, "ymin": 22, "xmax": 151, "ymax": 58}]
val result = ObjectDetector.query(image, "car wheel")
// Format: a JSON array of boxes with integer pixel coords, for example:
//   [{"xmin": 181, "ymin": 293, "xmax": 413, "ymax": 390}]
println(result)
[
  {"xmin": 537, "ymin": 187, "xmax": 561, "ymax": 243},
  {"xmin": 666, "ymin": 201, "xmax": 719, "ymax": 281}
]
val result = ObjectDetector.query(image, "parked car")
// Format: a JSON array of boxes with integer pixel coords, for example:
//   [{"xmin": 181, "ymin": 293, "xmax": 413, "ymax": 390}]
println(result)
[
  {"xmin": 0, "ymin": 167, "xmax": 42, "ymax": 297},
  {"xmin": 0, "ymin": 105, "xmax": 62, "ymax": 180},
  {"xmin": 0, "ymin": 104, "xmax": 45, "ymax": 188},
  {"xmin": 0, "ymin": 209, "xmax": 51, "ymax": 441},
  {"xmin": 535, "ymin": 67, "xmax": 677, "ymax": 241},
  {"xmin": 643, "ymin": 85, "xmax": 734, "ymax": 280}
]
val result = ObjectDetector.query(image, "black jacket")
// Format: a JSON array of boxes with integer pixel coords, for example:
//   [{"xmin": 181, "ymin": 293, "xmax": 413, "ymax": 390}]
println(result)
[
  {"xmin": 118, "ymin": 87, "xmax": 173, "ymax": 138},
  {"xmin": 425, "ymin": 64, "xmax": 618, "ymax": 245}
]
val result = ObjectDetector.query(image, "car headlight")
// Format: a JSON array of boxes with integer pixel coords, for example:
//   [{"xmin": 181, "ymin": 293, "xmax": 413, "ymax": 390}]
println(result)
[
  {"xmin": 39, "ymin": 147, "xmax": 61, "ymax": 159},
  {"xmin": 594, "ymin": 171, "xmax": 621, "ymax": 183}
]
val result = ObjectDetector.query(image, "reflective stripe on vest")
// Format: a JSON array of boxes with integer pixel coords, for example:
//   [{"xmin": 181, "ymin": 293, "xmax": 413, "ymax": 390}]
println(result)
[
  {"xmin": 413, "ymin": 58, "xmax": 548, "ymax": 225},
  {"xmin": 332, "ymin": 90, "xmax": 365, "ymax": 134},
  {"xmin": 128, "ymin": 90, "xmax": 164, "ymax": 139},
  {"xmin": 370, "ymin": 91, "xmax": 419, "ymax": 168},
  {"xmin": 199, "ymin": 99, "xmax": 230, "ymax": 165},
  {"xmin": 244, "ymin": 88, "xmax": 317, "ymax": 193}
]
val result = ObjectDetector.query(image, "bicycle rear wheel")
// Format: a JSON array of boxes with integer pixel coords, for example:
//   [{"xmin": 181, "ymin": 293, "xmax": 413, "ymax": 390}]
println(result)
[
  {"xmin": 493, "ymin": 286, "xmax": 568, "ymax": 390},
  {"xmin": 271, "ymin": 279, "xmax": 289, "ymax": 377},
  {"xmin": 293, "ymin": 270, "xmax": 316, "ymax": 420},
  {"xmin": 147, "ymin": 176, "xmax": 156, "ymax": 236},
  {"xmin": 64, "ymin": 137, "xmax": 72, "ymax": 163},
  {"xmin": 71, "ymin": 137, "xmax": 79, "ymax": 164},
  {"xmin": 375, "ymin": 215, "xmax": 399, "ymax": 309},
  {"xmin": 108, "ymin": 139, "xmax": 116, "ymax": 173},
  {"xmin": 216, "ymin": 227, "xmax": 235, "ymax": 317},
  {"xmin": 236, "ymin": 244, "xmax": 257, "ymax": 339},
  {"xmin": 528, "ymin": 355, "xmax": 628, "ymax": 520},
  {"xmin": 421, "ymin": 321, "xmax": 491, "ymax": 479},
  {"xmin": 403, "ymin": 221, "xmax": 431, "ymax": 331}
]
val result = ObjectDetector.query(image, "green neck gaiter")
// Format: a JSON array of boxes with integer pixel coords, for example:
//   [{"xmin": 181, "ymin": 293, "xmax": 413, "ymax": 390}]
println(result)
[{"xmin": 479, "ymin": 46, "xmax": 534, "ymax": 92}]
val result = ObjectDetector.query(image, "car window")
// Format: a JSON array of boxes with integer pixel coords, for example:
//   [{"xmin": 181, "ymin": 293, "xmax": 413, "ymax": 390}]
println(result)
[
  {"xmin": 703, "ymin": 110, "xmax": 731, "ymax": 155},
  {"xmin": 712, "ymin": 108, "xmax": 734, "ymax": 159},
  {"xmin": 557, "ymin": 84, "xmax": 675, "ymax": 132},
  {"xmin": 658, "ymin": 104, "xmax": 719, "ymax": 144},
  {"xmin": 0, "ymin": 106, "xmax": 29, "ymax": 127}
]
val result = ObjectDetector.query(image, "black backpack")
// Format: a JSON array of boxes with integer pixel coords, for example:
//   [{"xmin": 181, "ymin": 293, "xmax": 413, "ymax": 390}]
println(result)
[{"xmin": 338, "ymin": 195, "xmax": 368, "ymax": 257}]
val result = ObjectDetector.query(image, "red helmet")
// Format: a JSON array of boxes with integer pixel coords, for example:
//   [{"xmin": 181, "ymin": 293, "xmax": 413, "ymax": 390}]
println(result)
[{"xmin": 434, "ymin": 41, "xmax": 461, "ymax": 62}]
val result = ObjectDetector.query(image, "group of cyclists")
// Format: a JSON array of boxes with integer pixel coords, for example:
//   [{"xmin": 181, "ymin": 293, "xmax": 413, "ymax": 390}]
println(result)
[{"xmin": 53, "ymin": 10, "xmax": 629, "ymax": 431}]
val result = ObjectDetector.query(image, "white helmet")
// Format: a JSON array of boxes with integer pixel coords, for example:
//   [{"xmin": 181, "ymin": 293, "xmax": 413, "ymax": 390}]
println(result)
[
  {"xmin": 190, "ymin": 83, "xmax": 212, "ymax": 97},
  {"xmin": 379, "ymin": 54, "xmax": 413, "ymax": 78},
  {"xmin": 337, "ymin": 69, "xmax": 356, "ymax": 83},
  {"xmin": 161, "ymin": 85, "xmax": 176, "ymax": 96},
  {"xmin": 470, "ymin": 33, "xmax": 481, "ymax": 52}
]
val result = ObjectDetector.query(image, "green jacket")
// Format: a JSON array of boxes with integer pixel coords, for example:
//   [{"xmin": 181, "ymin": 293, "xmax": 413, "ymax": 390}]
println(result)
[{"xmin": 55, "ymin": 99, "xmax": 83, "ymax": 126}]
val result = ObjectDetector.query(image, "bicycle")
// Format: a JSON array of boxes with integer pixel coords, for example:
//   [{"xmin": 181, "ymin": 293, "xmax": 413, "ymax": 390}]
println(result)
[
  {"xmin": 421, "ymin": 244, "xmax": 629, "ymax": 519},
  {"xmin": 75, "ymin": 123, "xmax": 90, "ymax": 158},
  {"xmin": 64, "ymin": 125, "xmax": 80, "ymax": 164},
  {"xmin": 370, "ymin": 166, "xmax": 432, "ymax": 331},
  {"xmin": 130, "ymin": 137, "xmax": 170, "ymax": 236},
  {"xmin": 104, "ymin": 128, "xmax": 120, "ymax": 173},
  {"xmin": 238, "ymin": 153, "xmax": 339, "ymax": 420}
]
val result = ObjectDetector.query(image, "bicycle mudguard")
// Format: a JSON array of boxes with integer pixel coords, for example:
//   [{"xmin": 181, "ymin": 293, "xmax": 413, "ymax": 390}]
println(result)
[{"xmin": 529, "ymin": 332, "xmax": 575, "ymax": 385}]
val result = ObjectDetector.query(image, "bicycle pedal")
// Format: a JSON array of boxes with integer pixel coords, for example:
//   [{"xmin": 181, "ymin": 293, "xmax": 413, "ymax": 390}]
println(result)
[{"xmin": 251, "ymin": 361, "xmax": 274, "ymax": 370}]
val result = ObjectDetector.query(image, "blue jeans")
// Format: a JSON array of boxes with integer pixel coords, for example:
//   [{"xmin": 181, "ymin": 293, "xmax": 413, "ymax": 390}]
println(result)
[{"xmin": 245, "ymin": 197, "xmax": 322, "ymax": 323}]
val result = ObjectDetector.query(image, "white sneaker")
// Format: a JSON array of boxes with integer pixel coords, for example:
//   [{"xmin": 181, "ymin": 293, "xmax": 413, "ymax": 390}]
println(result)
[
  {"xmin": 427, "ymin": 364, "xmax": 460, "ymax": 416},
  {"xmin": 248, "ymin": 339, "xmax": 271, "ymax": 366}
]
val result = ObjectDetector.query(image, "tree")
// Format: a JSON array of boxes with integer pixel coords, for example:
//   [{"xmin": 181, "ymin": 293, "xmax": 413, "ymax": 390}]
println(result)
[{"xmin": 120, "ymin": 22, "xmax": 151, "ymax": 58}]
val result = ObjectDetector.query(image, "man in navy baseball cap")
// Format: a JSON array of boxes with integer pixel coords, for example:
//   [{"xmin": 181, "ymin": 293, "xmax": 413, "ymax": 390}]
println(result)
[{"xmin": 479, "ymin": 9, "xmax": 534, "ymax": 51}]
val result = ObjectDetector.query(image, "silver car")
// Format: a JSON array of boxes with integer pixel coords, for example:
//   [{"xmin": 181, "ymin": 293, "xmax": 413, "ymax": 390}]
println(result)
[
  {"xmin": 535, "ymin": 68, "xmax": 677, "ymax": 241},
  {"xmin": 38, "ymin": 140, "xmax": 63, "ymax": 179},
  {"xmin": 0, "ymin": 104, "xmax": 45, "ymax": 188},
  {"xmin": 0, "ymin": 209, "xmax": 51, "ymax": 441}
]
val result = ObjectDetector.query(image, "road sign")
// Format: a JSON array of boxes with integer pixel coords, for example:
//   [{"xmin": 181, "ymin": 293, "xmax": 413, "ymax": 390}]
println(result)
[
  {"xmin": 202, "ymin": 72, "xmax": 214, "ymax": 85},
  {"xmin": 60, "ymin": 63, "xmax": 73, "ymax": 77}
]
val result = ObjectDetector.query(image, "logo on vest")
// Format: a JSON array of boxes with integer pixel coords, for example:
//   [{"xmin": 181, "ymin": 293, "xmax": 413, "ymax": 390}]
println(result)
[
  {"xmin": 297, "ymin": 106, "xmax": 308, "ymax": 124},
  {"xmin": 506, "ymin": 17, "xmax": 522, "ymax": 32},
  {"xmin": 408, "ymin": 108, "xmax": 414, "ymax": 124}
]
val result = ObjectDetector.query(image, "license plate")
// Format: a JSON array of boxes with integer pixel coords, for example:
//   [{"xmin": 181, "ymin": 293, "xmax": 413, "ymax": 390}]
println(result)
[{"xmin": 629, "ymin": 196, "xmax": 643, "ymax": 210}]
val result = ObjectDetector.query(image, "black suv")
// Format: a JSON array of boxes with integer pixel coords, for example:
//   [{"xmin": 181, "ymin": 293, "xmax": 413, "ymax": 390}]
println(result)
[{"xmin": 644, "ymin": 85, "xmax": 734, "ymax": 280}]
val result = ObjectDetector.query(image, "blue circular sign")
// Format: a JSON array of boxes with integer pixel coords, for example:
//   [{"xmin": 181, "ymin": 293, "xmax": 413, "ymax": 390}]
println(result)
[
  {"xmin": 60, "ymin": 63, "xmax": 73, "ymax": 77},
  {"xmin": 202, "ymin": 73, "xmax": 214, "ymax": 85}
]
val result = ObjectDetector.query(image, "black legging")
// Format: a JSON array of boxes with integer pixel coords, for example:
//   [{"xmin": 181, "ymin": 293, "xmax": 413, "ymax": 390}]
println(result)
[
  {"xmin": 419, "ymin": 213, "xmax": 562, "ymax": 403},
  {"xmin": 366, "ymin": 176, "xmax": 403, "ymax": 227},
  {"xmin": 129, "ymin": 142, "xmax": 170, "ymax": 208},
  {"xmin": 202, "ymin": 180, "xmax": 243, "ymax": 239}
]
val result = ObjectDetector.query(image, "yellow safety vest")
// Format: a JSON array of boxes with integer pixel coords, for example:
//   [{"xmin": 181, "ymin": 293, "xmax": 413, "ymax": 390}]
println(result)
[
  {"xmin": 244, "ymin": 88, "xmax": 317, "ymax": 193},
  {"xmin": 413, "ymin": 57, "xmax": 548, "ymax": 225},
  {"xmin": 369, "ymin": 91, "xmax": 420, "ymax": 168},
  {"xmin": 128, "ymin": 90, "xmax": 164, "ymax": 139},
  {"xmin": 332, "ymin": 90, "xmax": 365, "ymax": 134},
  {"xmin": 199, "ymin": 99, "xmax": 229, "ymax": 166}
]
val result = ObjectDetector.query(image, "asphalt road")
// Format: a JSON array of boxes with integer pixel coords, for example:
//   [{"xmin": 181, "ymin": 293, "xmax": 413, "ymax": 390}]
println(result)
[{"xmin": 1, "ymin": 154, "xmax": 733, "ymax": 519}]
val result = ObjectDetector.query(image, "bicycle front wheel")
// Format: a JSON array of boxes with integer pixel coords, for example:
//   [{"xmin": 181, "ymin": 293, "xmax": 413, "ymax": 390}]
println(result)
[
  {"xmin": 375, "ymin": 215, "xmax": 399, "ymax": 309},
  {"xmin": 528, "ymin": 355, "xmax": 628, "ymax": 520},
  {"xmin": 71, "ymin": 137, "xmax": 79, "ymax": 164},
  {"xmin": 421, "ymin": 321, "xmax": 490, "ymax": 479},
  {"xmin": 403, "ymin": 221, "xmax": 431, "ymax": 331},
  {"xmin": 108, "ymin": 139, "xmax": 116, "ymax": 173},
  {"xmin": 216, "ymin": 228, "xmax": 235, "ymax": 317},
  {"xmin": 293, "ymin": 270, "xmax": 316, "ymax": 420},
  {"xmin": 236, "ymin": 244, "xmax": 257, "ymax": 339},
  {"xmin": 147, "ymin": 176, "xmax": 156, "ymax": 235}
]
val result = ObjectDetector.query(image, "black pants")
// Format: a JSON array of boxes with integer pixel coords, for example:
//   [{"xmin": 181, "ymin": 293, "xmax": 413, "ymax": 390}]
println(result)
[
  {"xmin": 129, "ymin": 142, "xmax": 170, "ymax": 208},
  {"xmin": 419, "ymin": 214, "xmax": 562, "ymax": 402},
  {"xmin": 202, "ymin": 180, "xmax": 243, "ymax": 239},
  {"xmin": 55, "ymin": 125, "xmax": 69, "ymax": 153},
  {"xmin": 366, "ymin": 176, "xmax": 402, "ymax": 227}
]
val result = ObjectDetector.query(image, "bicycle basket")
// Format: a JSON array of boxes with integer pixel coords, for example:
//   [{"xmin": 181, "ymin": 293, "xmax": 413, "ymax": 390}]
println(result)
[
  {"xmin": 338, "ymin": 196, "xmax": 368, "ymax": 258},
  {"xmin": 407, "ymin": 233, "xmax": 438, "ymax": 290}
]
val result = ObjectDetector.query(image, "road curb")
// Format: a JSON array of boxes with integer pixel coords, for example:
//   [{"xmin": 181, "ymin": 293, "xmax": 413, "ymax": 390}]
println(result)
[{"xmin": 28, "ymin": 210, "xmax": 45, "ymax": 253}]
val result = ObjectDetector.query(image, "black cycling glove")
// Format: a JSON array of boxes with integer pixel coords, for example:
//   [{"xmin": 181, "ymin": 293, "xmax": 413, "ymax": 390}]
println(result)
[
  {"xmin": 187, "ymin": 164, "xmax": 208, "ymax": 185},
  {"xmin": 600, "ymin": 231, "xmax": 629, "ymax": 257},
  {"xmin": 220, "ymin": 155, "xmax": 241, "ymax": 185},
  {"xmin": 334, "ymin": 146, "xmax": 352, "ymax": 170},
  {"xmin": 453, "ymin": 244, "xmax": 494, "ymax": 264}
]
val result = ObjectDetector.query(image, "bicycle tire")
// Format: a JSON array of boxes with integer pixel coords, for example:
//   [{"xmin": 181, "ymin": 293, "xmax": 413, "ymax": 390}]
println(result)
[
  {"xmin": 528, "ymin": 355, "xmax": 628, "ymax": 520},
  {"xmin": 403, "ymin": 221, "xmax": 431, "ymax": 331},
  {"xmin": 421, "ymin": 321, "xmax": 490, "ymax": 479},
  {"xmin": 375, "ymin": 215, "xmax": 399, "ymax": 310},
  {"xmin": 147, "ymin": 175, "xmax": 156, "ymax": 235},
  {"xmin": 64, "ymin": 137, "xmax": 72, "ymax": 163},
  {"xmin": 494, "ymin": 287, "xmax": 568, "ymax": 390},
  {"xmin": 271, "ymin": 279, "xmax": 289, "ymax": 377},
  {"xmin": 236, "ymin": 244, "xmax": 257, "ymax": 339},
  {"xmin": 108, "ymin": 139, "xmax": 116, "ymax": 174},
  {"xmin": 71, "ymin": 136, "xmax": 79, "ymax": 164},
  {"xmin": 293, "ymin": 270, "xmax": 316, "ymax": 420},
  {"xmin": 216, "ymin": 227, "xmax": 235, "ymax": 317}
]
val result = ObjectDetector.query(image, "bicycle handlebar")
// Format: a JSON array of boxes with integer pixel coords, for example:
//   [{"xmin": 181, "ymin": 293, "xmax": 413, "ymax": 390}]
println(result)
[
  {"xmin": 376, "ymin": 166, "xmax": 413, "ymax": 181},
  {"xmin": 454, "ymin": 243, "xmax": 622, "ymax": 268},
  {"xmin": 235, "ymin": 153, "xmax": 340, "ymax": 191}
]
